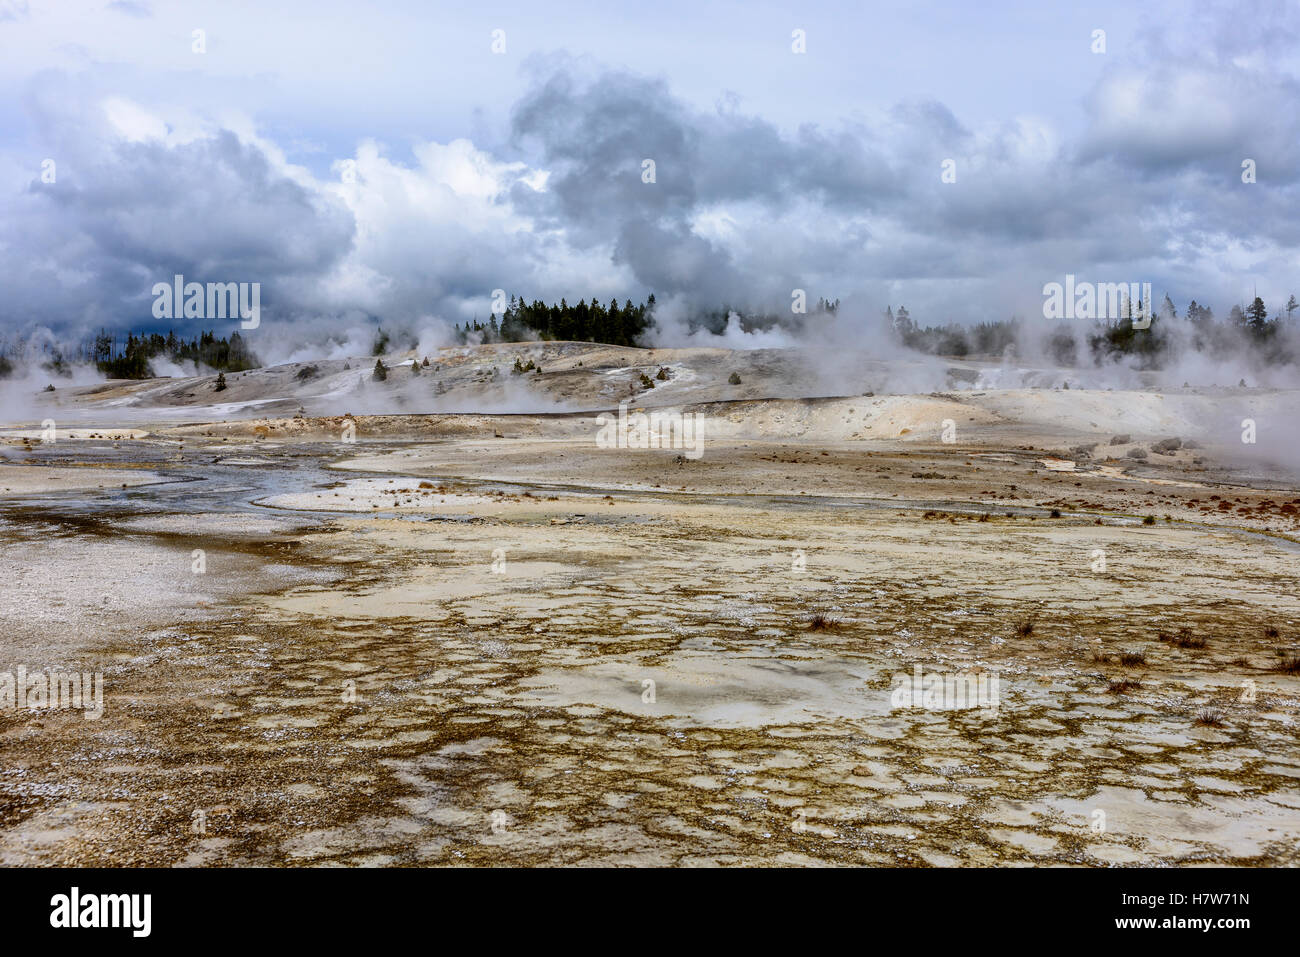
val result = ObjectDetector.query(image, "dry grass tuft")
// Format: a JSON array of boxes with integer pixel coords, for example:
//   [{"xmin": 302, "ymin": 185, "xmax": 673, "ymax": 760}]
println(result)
[
  {"xmin": 1194, "ymin": 709, "xmax": 1225, "ymax": 727},
  {"xmin": 1158, "ymin": 627, "xmax": 1206, "ymax": 649},
  {"xmin": 1272, "ymin": 653, "xmax": 1300, "ymax": 675}
]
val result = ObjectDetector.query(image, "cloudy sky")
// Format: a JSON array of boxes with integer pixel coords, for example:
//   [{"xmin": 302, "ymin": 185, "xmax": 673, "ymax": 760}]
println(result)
[{"xmin": 2, "ymin": 0, "xmax": 1298, "ymax": 342}]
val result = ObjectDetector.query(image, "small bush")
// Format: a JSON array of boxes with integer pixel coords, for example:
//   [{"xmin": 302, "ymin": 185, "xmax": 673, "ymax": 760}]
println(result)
[
  {"xmin": 1014, "ymin": 618, "xmax": 1035, "ymax": 637},
  {"xmin": 728, "ymin": 372, "xmax": 742, "ymax": 385},
  {"xmin": 656, "ymin": 366, "xmax": 670, "ymax": 381},
  {"xmin": 1107, "ymin": 679, "xmax": 1141, "ymax": 694},
  {"xmin": 295, "ymin": 364, "xmax": 319, "ymax": 382},
  {"xmin": 1142, "ymin": 515, "xmax": 1156, "ymax": 525},
  {"xmin": 1273, "ymin": 653, "xmax": 1300, "ymax": 675},
  {"xmin": 1158, "ymin": 628, "xmax": 1206, "ymax": 649},
  {"xmin": 639, "ymin": 372, "xmax": 655, "ymax": 389},
  {"xmin": 372, "ymin": 359, "xmax": 388, "ymax": 382},
  {"xmin": 214, "ymin": 372, "xmax": 227, "ymax": 392},
  {"xmin": 807, "ymin": 613, "xmax": 842, "ymax": 632},
  {"xmin": 1119, "ymin": 650, "xmax": 1147, "ymax": 667},
  {"xmin": 1194, "ymin": 709, "xmax": 1225, "ymax": 727}
]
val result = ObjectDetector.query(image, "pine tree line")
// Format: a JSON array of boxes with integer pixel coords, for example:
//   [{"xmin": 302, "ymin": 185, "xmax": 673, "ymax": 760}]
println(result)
[
  {"xmin": 885, "ymin": 294, "xmax": 1300, "ymax": 367},
  {"xmin": 4, "ymin": 290, "xmax": 1296, "ymax": 382},
  {"xmin": 455, "ymin": 294, "xmax": 657, "ymax": 347},
  {"xmin": 89, "ymin": 329, "xmax": 259, "ymax": 379}
]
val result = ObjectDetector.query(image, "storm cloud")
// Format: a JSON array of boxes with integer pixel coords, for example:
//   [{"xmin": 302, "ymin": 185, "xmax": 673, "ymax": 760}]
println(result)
[{"xmin": 1, "ymin": 0, "xmax": 1297, "ymax": 346}]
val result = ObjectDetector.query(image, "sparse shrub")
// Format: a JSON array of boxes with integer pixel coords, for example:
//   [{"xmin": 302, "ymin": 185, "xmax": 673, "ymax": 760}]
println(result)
[
  {"xmin": 1049, "ymin": 509, "xmax": 1061, "ymax": 518},
  {"xmin": 295, "ymin": 365, "xmax": 319, "ymax": 382},
  {"xmin": 639, "ymin": 372, "xmax": 655, "ymax": 389},
  {"xmin": 1107, "ymin": 679, "xmax": 1140, "ymax": 694},
  {"xmin": 1194, "ymin": 708, "xmax": 1225, "ymax": 727},
  {"xmin": 656, "ymin": 366, "xmax": 670, "ymax": 381},
  {"xmin": 1015, "ymin": 618, "xmax": 1035, "ymax": 637},
  {"xmin": 513, "ymin": 357, "xmax": 536, "ymax": 375},
  {"xmin": 728, "ymin": 372, "xmax": 742, "ymax": 385},
  {"xmin": 1119, "ymin": 650, "xmax": 1146, "ymax": 667},
  {"xmin": 411, "ymin": 359, "xmax": 421, "ymax": 374},
  {"xmin": 1264, "ymin": 625, "xmax": 1280, "ymax": 639},
  {"xmin": 1142, "ymin": 515, "xmax": 1156, "ymax": 525},
  {"xmin": 1273, "ymin": 653, "xmax": 1300, "ymax": 675},
  {"xmin": 1158, "ymin": 628, "xmax": 1206, "ymax": 649},
  {"xmin": 807, "ymin": 613, "xmax": 841, "ymax": 632}
]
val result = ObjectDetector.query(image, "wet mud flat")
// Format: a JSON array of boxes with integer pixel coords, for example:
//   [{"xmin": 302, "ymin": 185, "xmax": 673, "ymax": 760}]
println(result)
[{"xmin": 0, "ymin": 430, "xmax": 1298, "ymax": 866}]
